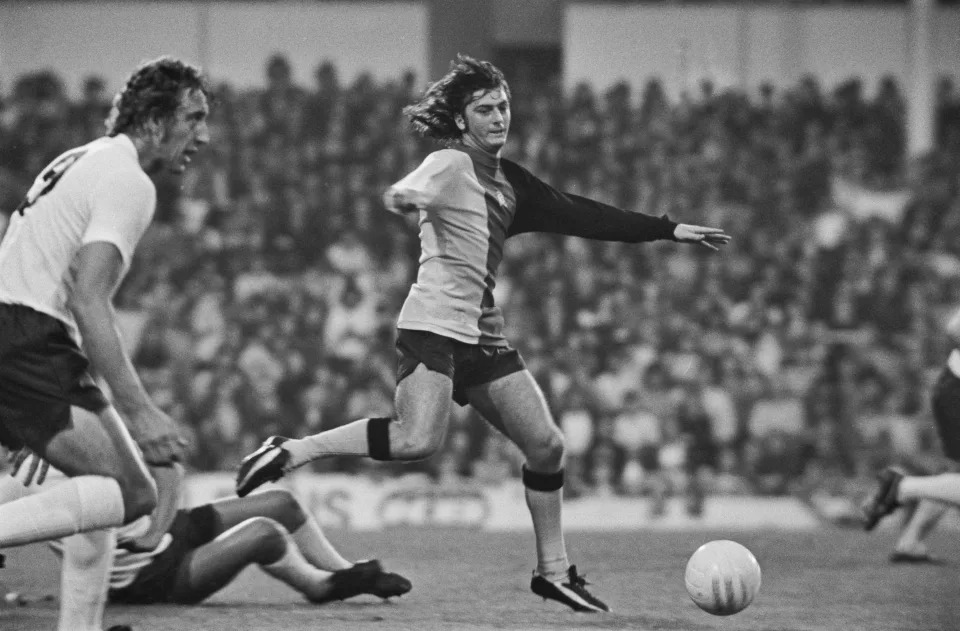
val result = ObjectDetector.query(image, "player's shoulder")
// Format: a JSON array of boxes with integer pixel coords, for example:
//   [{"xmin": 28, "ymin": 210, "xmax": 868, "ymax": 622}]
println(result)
[
  {"xmin": 79, "ymin": 136, "xmax": 154, "ymax": 189},
  {"xmin": 423, "ymin": 148, "xmax": 473, "ymax": 172}
]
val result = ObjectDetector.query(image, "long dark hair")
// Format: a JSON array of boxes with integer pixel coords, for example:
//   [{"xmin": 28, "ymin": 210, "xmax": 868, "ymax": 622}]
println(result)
[{"xmin": 402, "ymin": 54, "xmax": 510, "ymax": 141}]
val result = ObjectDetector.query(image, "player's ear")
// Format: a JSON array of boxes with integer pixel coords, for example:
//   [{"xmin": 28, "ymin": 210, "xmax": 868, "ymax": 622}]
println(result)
[
  {"xmin": 455, "ymin": 115, "xmax": 466, "ymax": 131},
  {"xmin": 142, "ymin": 117, "xmax": 165, "ymax": 143}
]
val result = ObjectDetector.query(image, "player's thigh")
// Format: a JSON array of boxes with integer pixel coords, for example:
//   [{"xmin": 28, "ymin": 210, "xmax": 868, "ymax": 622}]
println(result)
[
  {"xmin": 465, "ymin": 369, "xmax": 560, "ymax": 453},
  {"xmin": 395, "ymin": 363, "xmax": 454, "ymax": 438},
  {"xmin": 42, "ymin": 405, "xmax": 150, "ymax": 484},
  {"xmin": 207, "ymin": 489, "xmax": 304, "ymax": 534},
  {"xmin": 171, "ymin": 518, "xmax": 286, "ymax": 603}
]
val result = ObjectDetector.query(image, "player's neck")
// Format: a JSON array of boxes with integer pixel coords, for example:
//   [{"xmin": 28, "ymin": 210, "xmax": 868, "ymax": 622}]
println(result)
[
  {"xmin": 459, "ymin": 136, "xmax": 501, "ymax": 160},
  {"xmin": 458, "ymin": 140, "xmax": 501, "ymax": 167},
  {"xmin": 126, "ymin": 134, "xmax": 165, "ymax": 175}
]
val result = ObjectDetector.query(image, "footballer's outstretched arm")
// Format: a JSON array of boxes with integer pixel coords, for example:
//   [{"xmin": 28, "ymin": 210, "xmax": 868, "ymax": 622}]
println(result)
[{"xmin": 504, "ymin": 160, "xmax": 730, "ymax": 249}]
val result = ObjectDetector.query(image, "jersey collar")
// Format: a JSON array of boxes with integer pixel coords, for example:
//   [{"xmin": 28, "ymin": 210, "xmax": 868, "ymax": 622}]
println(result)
[{"xmin": 458, "ymin": 143, "xmax": 500, "ymax": 170}]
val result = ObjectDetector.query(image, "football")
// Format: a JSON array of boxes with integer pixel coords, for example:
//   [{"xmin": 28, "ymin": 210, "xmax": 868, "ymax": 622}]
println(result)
[{"xmin": 684, "ymin": 540, "xmax": 762, "ymax": 616}]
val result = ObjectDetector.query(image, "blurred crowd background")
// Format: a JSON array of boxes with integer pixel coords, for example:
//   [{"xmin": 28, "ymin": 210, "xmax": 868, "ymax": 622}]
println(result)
[{"xmin": 2, "ymin": 54, "xmax": 960, "ymax": 515}]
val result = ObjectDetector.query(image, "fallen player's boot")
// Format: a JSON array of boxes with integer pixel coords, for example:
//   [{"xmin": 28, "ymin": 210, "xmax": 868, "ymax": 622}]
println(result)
[
  {"xmin": 236, "ymin": 436, "xmax": 290, "ymax": 497},
  {"xmin": 861, "ymin": 467, "xmax": 905, "ymax": 531},
  {"xmin": 367, "ymin": 564, "xmax": 412, "ymax": 599},
  {"xmin": 530, "ymin": 565, "xmax": 610, "ymax": 612},
  {"xmin": 317, "ymin": 560, "xmax": 405, "ymax": 603}
]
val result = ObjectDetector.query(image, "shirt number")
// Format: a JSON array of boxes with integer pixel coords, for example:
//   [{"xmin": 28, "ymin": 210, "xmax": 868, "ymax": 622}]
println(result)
[{"xmin": 16, "ymin": 149, "xmax": 87, "ymax": 215}]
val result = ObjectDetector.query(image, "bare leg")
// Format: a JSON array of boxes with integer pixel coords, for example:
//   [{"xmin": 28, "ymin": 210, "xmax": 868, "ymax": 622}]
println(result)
[
  {"xmin": 898, "ymin": 473, "xmax": 960, "ymax": 505},
  {"xmin": 42, "ymin": 406, "xmax": 156, "ymax": 522},
  {"xmin": 207, "ymin": 489, "xmax": 351, "ymax": 570},
  {"xmin": 894, "ymin": 500, "xmax": 947, "ymax": 557},
  {"xmin": 170, "ymin": 517, "xmax": 335, "ymax": 604},
  {"xmin": 0, "ymin": 406, "xmax": 155, "ymax": 549},
  {"xmin": 467, "ymin": 370, "xmax": 568, "ymax": 581},
  {"xmin": 282, "ymin": 364, "xmax": 454, "ymax": 466}
]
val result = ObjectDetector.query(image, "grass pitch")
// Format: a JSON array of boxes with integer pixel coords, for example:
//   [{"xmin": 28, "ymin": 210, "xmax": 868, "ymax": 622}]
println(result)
[{"xmin": 2, "ymin": 526, "xmax": 958, "ymax": 630}]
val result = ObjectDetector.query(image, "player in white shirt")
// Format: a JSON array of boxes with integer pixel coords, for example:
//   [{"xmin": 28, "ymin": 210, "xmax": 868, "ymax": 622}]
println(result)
[{"xmin": 0, "ymin": 56, "xmax": 210, "ymax": 631}]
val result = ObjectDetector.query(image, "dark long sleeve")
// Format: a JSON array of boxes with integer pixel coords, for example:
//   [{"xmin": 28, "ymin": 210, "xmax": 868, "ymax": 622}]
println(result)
[{"xmin": 502, "ymin": 159, "xmax": 677, "ymax": 242}]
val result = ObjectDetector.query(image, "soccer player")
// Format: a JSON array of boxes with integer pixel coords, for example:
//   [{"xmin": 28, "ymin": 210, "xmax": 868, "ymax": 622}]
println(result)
[
  {"xmin": 0, "ymin": 56, "xmax": 210, "ymax": 631},
  {"xmin": 862, "ymin": 306, "xmax": 960, "ymax": 560},
  {"xmin": 236, "ymin": 55, "xmax": 731, "ymax": 613},
  {"xmin": 4, "ymin": 453, "xmax": 410, "ymax": 606}
]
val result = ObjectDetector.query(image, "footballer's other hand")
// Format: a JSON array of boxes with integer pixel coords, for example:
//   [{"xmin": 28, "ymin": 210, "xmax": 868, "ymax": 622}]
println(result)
[{"xmin": 673, "ymin": 224, "xmax": 731, "ymax": 251}]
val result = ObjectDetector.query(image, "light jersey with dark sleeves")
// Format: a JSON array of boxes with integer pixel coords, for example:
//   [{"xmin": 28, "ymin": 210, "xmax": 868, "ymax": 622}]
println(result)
[{"xmin": 383, "ymin": 144, "xmax": 678, "ymax": 346}]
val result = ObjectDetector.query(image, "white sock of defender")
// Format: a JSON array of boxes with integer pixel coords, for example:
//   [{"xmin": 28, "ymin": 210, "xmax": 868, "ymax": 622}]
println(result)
[
  {"xmin": 0, "ymin": 476, "xmax": 125, "ymax": 547},
  {"xmin": 57, "ymin": 528, "xmax": 115, "ymax": 631},
  {"xmin": 523, "ymin": 466, "xmax": 569, "ymax": 583},
  {"xmin": 261, "ymin": 529, "xmax": 336, "ymax": 602},
  {"xmin": 284, "ymin": 418, "xmax": 390, "ymax": 470}
]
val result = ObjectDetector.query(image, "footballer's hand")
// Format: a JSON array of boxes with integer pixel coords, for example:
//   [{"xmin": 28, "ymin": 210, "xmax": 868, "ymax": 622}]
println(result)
[
  {"xmin": 129, "ymin": 407, "xmax": 188, "ymax": 466},
  {"xmin": 673, "ymin": 224, "xmax": 731, "ymax": 251},
  {"xmin": 10, "ymin": 450, "xmax": 50, "ymax": 486}
]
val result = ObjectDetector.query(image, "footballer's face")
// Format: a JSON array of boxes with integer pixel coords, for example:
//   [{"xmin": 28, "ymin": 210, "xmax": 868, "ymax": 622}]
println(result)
[
  {"xmin": 152, "ymin": 88, "xmax": 210, "ymax": 174},
  {"xmin": 458, "ymin": 87, "xmax": 510, "ymax": 155}
]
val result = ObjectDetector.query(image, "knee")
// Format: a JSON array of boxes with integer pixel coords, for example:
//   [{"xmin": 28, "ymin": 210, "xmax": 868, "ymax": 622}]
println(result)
[
  {"xmin": 258, "ymin": 489, "xmax": 305, "ymax": 530},
  {"xmin": 393, "ymin": 425, "xmax": 445, "ymax": 461},
  {"xmin": 525, "ymin": 429, "xmax": 565, "ymax": 470},
  {"xmin": 241, "ymin": 517, "xmax": 288, "ymax": 563}
]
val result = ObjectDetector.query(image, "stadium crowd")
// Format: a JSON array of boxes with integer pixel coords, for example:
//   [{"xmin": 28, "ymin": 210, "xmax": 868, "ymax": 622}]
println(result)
[{"xmin": 2, "ymin": 55, "xmax": 960, "ymax": 513}]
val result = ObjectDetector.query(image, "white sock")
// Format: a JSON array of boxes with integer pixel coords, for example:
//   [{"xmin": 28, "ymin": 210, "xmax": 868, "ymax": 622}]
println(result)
[
  {"xmin": 285, "ymin": 419, "xmax": 373, "ymax": 470},
  {"xmin": 525, "ymin": 486, "xmax": 569, "ymax": 582},
  {"xmin": 261, "ymin": 530, "xmax": 335, "ymax": 602},
  {"xmin": 57, "ymin": 528, "xmax": 115, "ymax": 631},
  {"xmin": 899, "ymin": 473, "xmax": 960, "ymax": 505},
  {"xmin": 0, "ymin": 476, "xmax": 125, "ymax": 547}
]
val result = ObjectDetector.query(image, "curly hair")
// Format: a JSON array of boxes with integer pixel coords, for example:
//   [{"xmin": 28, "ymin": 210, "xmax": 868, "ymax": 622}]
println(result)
[
  {"xmin": 402, "ymin": 54, "xmax": 511, "ymax": 141},
  {"xmin": 105, "ymin": 56, "xmax": 209, "ymax": 136}
]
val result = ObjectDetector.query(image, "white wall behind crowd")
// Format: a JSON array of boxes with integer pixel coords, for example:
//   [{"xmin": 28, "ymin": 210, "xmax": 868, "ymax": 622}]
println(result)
[{"xmin": 0, "ymin": 1, "xmax": 427, "ymax": 97}]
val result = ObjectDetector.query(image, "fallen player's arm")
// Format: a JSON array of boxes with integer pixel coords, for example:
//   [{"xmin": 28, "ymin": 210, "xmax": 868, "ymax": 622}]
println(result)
[{"xmin": 118, "ymin": 463, "xmax": 184, "ymax": 552}]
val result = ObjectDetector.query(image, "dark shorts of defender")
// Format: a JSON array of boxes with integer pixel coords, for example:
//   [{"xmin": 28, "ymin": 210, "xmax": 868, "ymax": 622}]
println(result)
[
  {"xmin": 395, "ymin": 329, "xmax": 526, "ymax": 406},
  {"xmin": 0, "ymin": 304, "xmax": 108, "ymax": 452},
  {"xmin": 109, "ymin": 505, "xmax": 219, "ymax": 605},
  {"xmin": 931, "ymin": 367, "xmax": 960, "ymax": 463}
]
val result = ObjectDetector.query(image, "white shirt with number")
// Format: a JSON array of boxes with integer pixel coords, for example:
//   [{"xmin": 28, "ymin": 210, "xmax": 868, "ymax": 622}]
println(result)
[{"xmin": 0, "ymin": 134, "xmax": 155, "ymax": 340}]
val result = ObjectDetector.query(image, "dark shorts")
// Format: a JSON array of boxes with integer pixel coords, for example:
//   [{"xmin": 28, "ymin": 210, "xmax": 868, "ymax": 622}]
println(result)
[
  {"xmin": 109, "ymin": 505, "xmax": 219, "ymax": 605},
  {"xmin": 931, "ymin": 367, "xmax": 960, "ymax": 462},
  {"xmin": 0, "ymin": 303, "xmax": 108, "ymax": 451},
  {"xmin": 396, "ymin": 329, "xmax": 526, "ymax": 406}
]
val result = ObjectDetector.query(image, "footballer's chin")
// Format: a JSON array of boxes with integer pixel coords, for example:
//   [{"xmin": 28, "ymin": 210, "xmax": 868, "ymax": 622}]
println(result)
[{"xmin": 487, "ymin": 133, "xmax": 507, "ymax": 150}]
